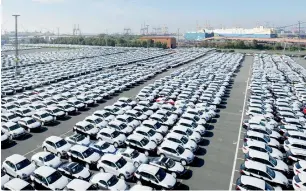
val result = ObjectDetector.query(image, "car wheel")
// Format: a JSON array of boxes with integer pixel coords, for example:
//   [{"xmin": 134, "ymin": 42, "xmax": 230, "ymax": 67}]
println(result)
[
  {"xmin": 68, "ymin": 157, "xmax": 72, "ymax": 162},
  {"xmin": 9, "ymin": 135, "xmax": 13, "ymax": 140},
  {"xmin": 134, "ymin": 162, "xmax": 140, "ymax": 168},
  {"xmin": 56, "ymin": 152, "xmax": 61, "ymax": 158},
  {"xmin": 136, "ymin": 180, "xmax": 142, "ymax": 185},
  {"xmin": 43, "ymin": 146, "xmax": 48, "ymax": 152},
  {"xmin": 41, "ymin": 122, "xmax": 44, "ymax": 126},
  {"xmin": 114, "ymin": 142, "xmax": 119, "ymax": 148},
  {"xmin": 181, "ymin": 159, "xmax": 187, "ymax": 166},
  {"xmin": 27, "ymin": 128, "xmax": 31, "ymax": 133},
  {"xmin": 171, "ymin": 172, "xmax": 177, "ymax": 178},
  {"xmin": 160, "ymin": 153, "xmax": 165, "ymax": 158},
  {"xmin": 119, "ymin": 174, "xmax": 125, "ymax": 180},
  {"xmin": 85, "ymin": 163, "xmax": 90, "ymax": 169},
  {"xmin": 144, "ymin": 151, "xmax": 149, "ymax": 156},
  {"xmin": 73, "ymin": 128, "xmax": 76, "ymax": 132},
  {"xmin": 2, "ymin": 168, "xmax": 7, "ymax": 174},
  {"xmin": 99, "ymin": 167, "xmax": 105, "ymax": 172}
]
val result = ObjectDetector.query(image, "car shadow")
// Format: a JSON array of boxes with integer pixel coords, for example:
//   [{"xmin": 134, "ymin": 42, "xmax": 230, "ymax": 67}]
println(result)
[
  {"xmin": 203, "ymin": 131, "xmax": 214, "ymax": 138},
  {"xmin": 179, "ymin": 169, "xmax": 193, "ymax": 180},
  {"xmin": 31, "ymin": 126, "xmax": 48, "ymax": 133},
  {"xmin": 206, "ymin": 124, "xmax": 214, "ymax": 131},
  {"xmin": 195, "ymin": 147, "xmax": 207, "ymax": 156},
  {"xmin": 218, "ymin": 105, "xmax": 227, "ymax": 109},
  {"xmin": 46, "ymin": 121, "xmax": 61, "ymax": 126},
  {"xmin": 220, "ymin": 101, "xmax": 227, "ymax": 105},
  {"xmin": 17, "ymin": 133, "xmax": 33, "ymax": 141},
  {"xmin": 210, "ymin": 119, "xmax": 218, "ymax": 123},
  {"xmin": 214, "ymin": 114, "xmax": 221, "ymax": 118},
  {"xmin": 69, "ymin": 111, "xmax": 82, "ymax": 116},
  {"xmin": 59, "ymin": 116, "xmax": 72, "ymax": 121},
  {"xmin": 175, "ymin": 182, "xmax": 190, "ymax": 190},
  {"xmin": 198, "ymin": 139, "xmax": 210, "ymax": 146},
  {"xmin": 91, "ymin": 103, "xmax": 100, "ymax": 107},
  {"xmin": 189, "ymin": 157, "xmax": 205, "ymax": 167},
  {"xmin": 1, "ymin": 141, "xmax": 17, "ymax": 149}
]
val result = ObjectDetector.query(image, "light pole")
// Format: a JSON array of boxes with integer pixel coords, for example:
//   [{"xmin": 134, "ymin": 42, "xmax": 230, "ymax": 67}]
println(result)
[{"xmin": 12, "ymin": 14, "xmax": 20, "ymax": 77}]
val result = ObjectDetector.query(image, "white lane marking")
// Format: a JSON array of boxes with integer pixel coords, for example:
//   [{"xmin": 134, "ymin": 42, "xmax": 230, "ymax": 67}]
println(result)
[
  {"xmin": 228, "ymin": 63, "xmax": 251, "ymax": 191},
  {"xmin": 237, "ymin": 158, "xmax": 244, "ymax": 161},
  {"xmin": 234, "ymin": 170, "xmax": 240, "ymax": 172},
  {"xmin": 23, "ymin": 129, "xmax": 73, "ymax": 157}
]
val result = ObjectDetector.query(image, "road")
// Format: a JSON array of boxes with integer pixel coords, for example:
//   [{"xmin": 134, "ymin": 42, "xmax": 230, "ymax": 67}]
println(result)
[{"xmin": 180, "ymin": 56, "xmax": 252, "ymax": 190}]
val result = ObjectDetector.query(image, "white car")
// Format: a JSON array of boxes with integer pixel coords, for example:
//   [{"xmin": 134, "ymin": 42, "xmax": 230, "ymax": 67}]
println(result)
[
  {"xmin": 65, "ymin": 133, "xmax": 91, "ymax": 146},
  {"xmin": 1, "ymin": 169, "xmax": 10, "ymax": 188},
  {"xmin": 236, "ymin": 175, "xmax": 281, "ymax": 191},
  {"xmin": 58, "ymin": 162, "xmax": 92, "ymax": 181},
  {"xmin": 176, "ymin": 119, "xmax": 206, "ymax": 135},
  {"xmin": 67, "ymin": 145, "xmax": 101, "ymax": 169},
  {"xmin": 18, "ymin": 117, "xmax": 41, "ymax": 132},
  {"xmin": 170, "ymin": 125, "xmax": 201, "ymax": 143},
  {"xmin": 1, "ymin": 130, "xmax": 11, "ymax": 145},
  {"xmin": 293, "ymin": 173, "xmax": 306, "ymax": 190},
  {"xmin": 150, "ymin": 113, "xmax": 174, "ymax": 127},
  {"xmin": 31, "ymin": 152, "xmax": 62, "ymax": 168},
  {"xmin": 3, "ymin": 178, "xmax": 35, "ymax": 190},
  {"xmin": 242, "ymin": 140, "xmax": 284, "ymax": 159},
  {"xmin": 2, "ymin": 154, "xmax": 36, "ymax": 180},
  {"xmin": 113, "ymin": 101, "xmax": 132, "ymax": 111},
  {"xmin": 129, "ymin": 185, "xmax": 153, "ymax": 191},
  {"xmin": 240, "ymin": 160, "xmax": 289, "ymax": 188},
  {"xmin": 149, "ymin": 157, "xmax": 185, "ymax": 178},
  {"xmin": 104, "ymin": 106, "xmax": 125, "ymax": 116},
  {"xmin": 133, "ymin": 126, "xmax": 163, "ymax": 145},
  {"xmin": 141, "ymin": 120, "xmax": 169, "ymax": 135},
  {"xmin": 125, "ymin": 109, "xmax": 148, "ymax": 121},
  {"xmin": 134, "ymin": 164, "xmax": 176, "ymax": 190},
  {"xmin": 247, "ymin": 124, "xmax": 281, "ymax": 140},
  {"xmin": 30, "ymin": 166, "xmax": 69, "ymax": 190},
  {"xmin": 73, "ymin": 121, "xmax": 99, "ymax": 138},
  {"xmin": 133, "ymin": 105, "xmax": 154, "ymax": 116},
  {"xmin": 118, "ymin": 97, "xmax": 137, "ymax": 107},
  {"xmin": 107, "ymin": 120, "xmax": 134, "ymax": 135},
  {"xmin": 90, "ymin": 172, "xmax": 129, "ymax": 190},
  {"xmin": 96, "ymin": 128, "xmax": 126, "ymax": 148},
  {"xmin": 84, "ymin": 115, "xmax": 107, "ymax": 129},
  {"xmin": 97, "ymin": 154, "xmax": 136, "ymax": 180},
  {"xmin": 294, "ymin": 160, "xmax": 306, "ymax": 175},
  {"xmin": 1, "ymin": 112, "xmax": 21, "ymax": 123},
  {"xmin": 157, "ymin": 140, "xmax": 194, "ymax": 166},
  {"xmin": 165, "ymin": 132, "xmax": 198, "ymax": 152},
  {"xmin": 42, "ymin": 136, "xmax": 72, "ymax": 158},
  {"xmin": 32, "ymin": 110, "xmax": 55, "ymax": 126},
  {"xmin": 93, "ymin": 110, "xmax": 115, "ymax": 122},
  {"xmin": 181, "ymin": 113, "xmax": 206, "ymax": 126},
  {"xmin": 245, "ymin": 150, "xmax": 289, "ymax": 173},
  {"xmin": 46, "ymin": 106, "xmax": 66, "ymax": 119},
  {"xmin": 65, "ymin": 179, "xmax": 97, "ymax": 191},
  {"xmin": 89, "ymin": 140, "xmax": 117, "ymax": 155},
  {"xmin": 2, "ymin": 121, "xmax": 27, "ymax": 139},
  {"xmin": 116, "ymin": 148, "xmax": 149, "ymax": 167},
  {"xmin": 116, "ymin": 114, "xmax": 141, "ymax": 129},
  {"xmin": 284, "ymin": 138, "xmax": 306, "ymax": 152},
  {"xmin": 244, "ymin": 131, "xmax": 280, "ymax": 148},
  {"xmin": 125, "ymin": 134, "xmax": 157, "ymax": 156},
  {"xmin": 156, "ymin": 109, "xmax": 178, "ymax": 122}
]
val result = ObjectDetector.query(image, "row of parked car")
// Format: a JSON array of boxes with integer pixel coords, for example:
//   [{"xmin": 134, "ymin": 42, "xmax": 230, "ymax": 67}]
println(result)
[
  {"xmin": 1, "ymin": 44, "xmax": 42, "ymax": 52},
  {"xmin": 1, "ymin": 50, "xmax": 208, "ymax": 148},
  {"xmin": 236, "ymin": 54, "xmax": 306, "ymax": 190},
  {"xmin": 1, "ymin": 52, "xmax": 243, "ymax": 190}
]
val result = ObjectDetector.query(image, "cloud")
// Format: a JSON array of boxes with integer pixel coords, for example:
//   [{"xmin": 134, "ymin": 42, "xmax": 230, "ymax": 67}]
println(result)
[{"xmin": 32, "ymin": 0, "xmax": 64, "ymax": 3}]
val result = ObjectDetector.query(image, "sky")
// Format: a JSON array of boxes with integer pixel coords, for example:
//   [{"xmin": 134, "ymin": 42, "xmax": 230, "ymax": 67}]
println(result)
[{"xmin": 1, "ymin": 0, "xmax": 306, "ymax": 34}]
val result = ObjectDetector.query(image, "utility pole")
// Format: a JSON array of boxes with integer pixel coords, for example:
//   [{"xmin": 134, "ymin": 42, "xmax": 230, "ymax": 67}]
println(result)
[
  {"xmin": 298, "ymin": 21, "xmax": 301, "ymax": 52},
  {"xmin": 177, "ymin": 28, "xmax": 180, "ymax": 49},
  {"xmin": 12, "ymin": 14, "xmax": 20, "ymax": 77},
  {"xmin": 57, "ymin": 27, "xmax": 59, "ymax": 50}
]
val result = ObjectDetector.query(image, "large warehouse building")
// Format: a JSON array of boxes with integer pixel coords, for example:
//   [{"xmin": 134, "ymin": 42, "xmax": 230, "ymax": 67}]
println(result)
[{"xmin": 139, "ymin": 36, "xmax": 177, "ymax": 48}]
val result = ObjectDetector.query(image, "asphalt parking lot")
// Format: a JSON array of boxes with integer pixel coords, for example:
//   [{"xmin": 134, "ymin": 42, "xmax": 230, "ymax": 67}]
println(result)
[{"xmin": 1, "ymin": 57, "xmax": 205, "ymax": 162}]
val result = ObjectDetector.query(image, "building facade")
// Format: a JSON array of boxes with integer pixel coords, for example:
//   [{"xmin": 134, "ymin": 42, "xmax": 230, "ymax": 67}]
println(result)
[{"xmin": 139, "ymin": 36, "xmax": 177, "ymax": 48}]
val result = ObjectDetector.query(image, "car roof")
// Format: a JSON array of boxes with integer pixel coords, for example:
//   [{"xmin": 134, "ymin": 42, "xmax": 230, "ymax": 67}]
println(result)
[
  {"xmin": 287, "ymin": 137, "xmax": 306, "ymax": 145},
  {"xmin": 66, "ymin": 179, "xmax": 92, "ymax": 190},
  {"xmin": 100, "ymin": 127, "xmax": 116, "ymax": 133},
  {"xmin": 127, "ymin": 134, "xmax": 145, "ymax": 141},
  {"xmin": 32, "ymin": 152, "xmax": 51, "ymax": 159},
  {"xmin": 166, "ymin": 132, "xmax": 184, "ymax": 139},
  {"xmin": 85, "ymin": 115, "xmax": 99, "ymax": 120},
  {"xmin": 4, "ymin": 178, "xmax": 30, "ymax": 190},
  {"xmin": 135, "ymin": 126, "xmax": 152, "ymax": 133},
  {"xmin": 91, "ymin": 172, "xmax": 113, "ymax": 183},
  {"xmin": 101, "ymin": 153, "xmax": 121, "ymax": 161},
  {"xmin": 248, "ymin": 150, "xmax": 269, "ymax": 161},
  {"xmin": 6, "ymin": 154, "xmax": 27, "ymax": 164},
  {"xmin": 2, "ymin": 121, "xmax": 17, "ymax": 127},
  {"xmin": 138, "ymin": 164, "xmax": 159, "ymax": 174},
  {"xmin": 244, "ymin": 160, "xmax": 267, "ymax": 172},
  {"xmin": 75, "ymin": 121, "xmax": 91, "ymax": 126},
  {"xmin": 246, "ymin": 131, "xmax": 265, "ymax": 138},
  {"xmin": 35, "ymin": 110, "xmax": 49, "ymax": 115},
  {"xmin": 46, "ymin": 135, "xmax": 63, "ymax": 143},
  {"xmin": 287, "ymin": 131, "xmax": 306, "ymax": 137},
  {"xmin": 290, "ymin": 147, "xmax": 306, "ymax": 155},
  {"xmin": 245, "ymin": 140, "xmax": 266, "ymax": 147},
  {"xmin": 2, "ymin": 112, "xmax": 15, "ymax": 117},
  {"xmin": 34, "ymin": 166, "xmax": 56, "ymax": 177},
  {"xmin": 20, "ymin": 116, "xmax": 34, "ymax": 121},
  {"xmin": 70, "ymin": 144, "xmax": 88, "ymax": 152},
  {"xmin": 160, "ymin": 140, "xmax": 180, "ymax": 149},
  {"xmin": 240, "ymin": 175, "xmax": 265, "ymax": 189}
]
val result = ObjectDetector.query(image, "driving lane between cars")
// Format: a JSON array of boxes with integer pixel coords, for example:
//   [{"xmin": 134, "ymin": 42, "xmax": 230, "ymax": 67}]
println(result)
[
  {"xmin": 1, "ymin": 56, "xmax": 207, "ymax": 162},
  {"xmin": 181, "ymin": 56, "xmax": 253, "ymax": 190}
]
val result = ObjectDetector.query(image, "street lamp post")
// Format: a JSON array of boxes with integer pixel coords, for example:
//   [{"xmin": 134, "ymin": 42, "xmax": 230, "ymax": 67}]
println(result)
[{"xmin": 12, "ymin": 14, "xmax": 20, "ymax": 77}]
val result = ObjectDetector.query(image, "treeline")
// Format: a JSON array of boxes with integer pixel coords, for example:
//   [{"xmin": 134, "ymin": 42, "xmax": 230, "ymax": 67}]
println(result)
[
  {"xmin": 198, "ymin": 40, "xmax": 305, "ymax": 51},
  {"xmin": 29, "ymin": 35, "xmax": 168, "ymax": 48}
]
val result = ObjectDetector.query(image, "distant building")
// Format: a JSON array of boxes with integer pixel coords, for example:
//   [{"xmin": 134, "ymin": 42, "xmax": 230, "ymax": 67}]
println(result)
[{"xmin": 139, "ymin": 36, "xmax": 176, "ymax": 48}]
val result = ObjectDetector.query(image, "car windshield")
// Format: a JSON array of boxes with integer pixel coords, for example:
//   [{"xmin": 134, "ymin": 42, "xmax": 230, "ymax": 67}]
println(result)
[
  {"xmin": 263, "ymin": 135, "xmax": 270, "ymax": 142},
  {"xmin": 27, "ymin": 119, "xmax": 36, "ymax": 124},
  {"xmin": 266, "ymin": 167, "xmax": 275, "ymax": 178},
  {"xmin": 75, "ymin": 134, "xmax": 86, "ymax": 141},
  {"xmin": 82, "ymin": 148, "xmax": 95, "ymax": 158},
  {"xmin": 161, "ymin": 157, "xmax": 175, "ymax": 168},
  {"xmin": 84, "ymin": 124, "xmax": 94, "ymax": 131},
  {"xmin": 130, "ymin": 150, "xmax": 140, "ymax": 158},
  {"xmin": 47, "ymin": 171, "xmax": 62, "ymax": 184},
  {"xmin": 104, "ymin": 112, "xmax": 111, "ymax": 117},
  {"xmin": 23, "ymin": 109, "xmax": 32, "ymax": 114},
  {"xmin": 265, "ymin": 182, "xmax": 274, "ymax": 191},
  {"xmin": 194, "ymin": 116, "xmax": 200, "ymax": 121},
  {"xmin": 8, "ymin": 114, "xmax": 18, "ymax": 119},
  {"xmin": 111, "ymin": 131, "xmax": 120, "ymax": 138},
  {"xmin": 71, "ymin": 163, "xmax": 84, "ymax": 174},
  {"xmin": 140, "ymin": 137, "xmax": 149, "ymax": 146},
  {"xmin": 53, "ymin": 108, "xmax": 61, "ymax": 113},
  {"xmin": 7, "ymin": 105, "xmax": 16, "ymax": 110},
  {"xmin": 8, "ymin": 124, "xmax": 20, "ymax": 131},
  {"xmin": 107, "ymin": 175, "xmax": 119, "ymax": 187},
  {"xmin": 155, "ymin": 122, "xmax": 161, "ymax": 129},
  {"xmin": 36, "ymin": 105, "xmax": 44, "ymax": 110},
  {"xmin": 135, "ymin": 111, "xmax": 142, "ymax": 116},
  {"xmin": 269, "ymin": 156, "xmax": 277, "ymax": 166},
  {"xmin": 155, "ymin": 169, "xmax": 166, "ymax": 182},
  {"xmin": 147, "ymin": 129, "xmax": 156, "ymax": 137},
  {"xmin": 186, "ymin": 129, "xmax": 193, "ymax": 136},
  {"xmin": 100, "ymin": 142, "xmax": 111, "ymax": 149},
  {"xmin": 74, "ymin": 101, "xmax": 82, "ymax": 105},
  {"xmin": 126, "ymin": 117, "xmax": 133, "ymax": 123},
  {"xmin": 55, "ymin": 139, "xmax": 68, "ymax": 148},
  {"xmin": 266, "ymin": 128, "xmax": 272, "ymax": 134},
  {"xmin": 143, "ymin": 107, "xmax": 148, "ymax": 112},
  {"xmin": 181, "ymin": 136, "xmax": 189, "ymax": 144},
  {"xmin": 41, "ymin": 113, "xmax": 50, "ymax": 118},
  {"xmin": 265, "ymin": 145, "xmax": 273, "ymax": 153},
  {"xmin": 95, "ymin": 118, "xmax": 103, "ymax": 123},
  {"xmin": 16, "ymin": 159, "xmax": 31, "ymax": 170},
  {"xmin": 20, "ymin": 102, "xmax": 28, "ymax": 106},
  {"xmin": 113, "ymin": 107, "xmax": 120, "ymax": 112},
  {"xmin": 119, "ymin": 123, "xmax": 127, "ymax": 129},
  {"xmin": 176, "ymin": 145, "xmax": 185, "ymax": 154},
  {"xmin": 115, "ymin": 157, "xmax": 127, "ymax": 169},
  {"xmin": 44, "ymin": 154, "xmax": 55, "ymax": 162},
  {"xmin": 191, "ymin": 122, "xmax": 197, "ymax": 127}
]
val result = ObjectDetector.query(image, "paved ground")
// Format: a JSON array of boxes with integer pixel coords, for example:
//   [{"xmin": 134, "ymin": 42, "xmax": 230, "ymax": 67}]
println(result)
[
  {"xmin": 180, "ymin": 56, "xmax": 252, "ymax": 190},
  {"xmin": 2, "ymin": 47, "xmax": 69, "ymax": 55}
]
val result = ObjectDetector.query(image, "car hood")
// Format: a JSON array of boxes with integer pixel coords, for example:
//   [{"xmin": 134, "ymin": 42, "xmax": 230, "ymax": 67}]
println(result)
[
  {"xmin": 269, "ymin": 138, "xmax": 280, "ymax": 147},
  {"xmin": 186, "ymin": 140, "xmax": 197, "ymax": 150},
  {"xmin": 105, "ymin": 115, "xmax": 115, "ymax": 122},
  {"xmin": 43, "ymin": 116, "xmax": 54, "ymax": 122},
  {"xmin": 87, "ymin": 127, "xmax": 99, "ymax": 135},
  {"xmin": 121, "ymin": 163, "xmax": 136, "ymax": 175},
  {"xmin": 145, "ymin": 110, "xmax": 154, "ymax": 116},
  {"xmin": 86, "ymin": 152, "xmax": 100, "ymax": 162},
  {"xmin": 29, "ymin": 122, "xmax": 41, "ymax": 128},
  {"xmin": 50, "ymin": 176, "xmax": 69, "ymax": 190},
  {"xmin": 116, "ymin": 134, "xmax": 127, "ymax": 142},
  {"xmin": 104, "ymin": 145, "xmax": 117, "ymax": 154},
  {"xmin": 11, "ymin": 127, "xmax": 25, "ymax": 135},
  {"xmin": 1, "ymin": 134, "xmax": 8, "ymax": 141},
  {"xmin": 55, "ymin": 111, "xmax": 65, "ymax": 116},
  {"xmin": 136, "ymin": 153, "xmax": 149, "ymax": 164},
  {"xmin": 18, "ymin": 163, "xmax": 36, "ymax": 176},
  {"xmin": 57, "ymin": 143, "xmax": 72, "ymax": 152},
  {"xmin": 79, "ymin": 138, "xmax": 91, "ymax": 146},
  {"xmin": 11, "ymin": 116, "xmax": 21, "ymax": 122},
  {"xmin": 145, "ymin": 141, "xmax": 157, "ymax": 150},
  {"xmin": 115, "ymin": 110, "xmax": 125, "ymax": 115},
  {"xmin": 160, "ymin": 173, "xmax": 176, "ymax": 188},
  {"xmin": 138, "ymin": 114, "xmax": 147, "ymax": 120},
  {"xmin": 182, "ymin": 149, "xmax": 194, "ymax": 160},
  {"xmin": 271, "ymin": 131, "xmax": 281, "ymax": 138},
  {"xmin": 111, "ymin": 178, "xmax": 128, "ymax": 191},
  {"xmin": 98, "ymin": 121, "xmax": 108, "ymax": 128},
  {"xmin": 74, "ymin": 167, "xmax": 91, "ymax": 179},
  {"xmin": 152, "ymin": 132, "xmax": 163, "ymax": 142},
  {"xmin": 46, "ymin": 158, "xmax": 62, "ymax": 168}
]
